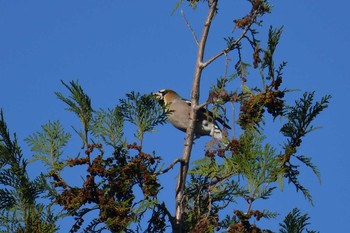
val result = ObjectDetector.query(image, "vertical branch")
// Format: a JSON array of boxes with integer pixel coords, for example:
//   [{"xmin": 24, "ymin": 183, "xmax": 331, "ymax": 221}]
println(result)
[{"xmin": 174, "ymin": 1, "xmax": 218, "ymax": 232}]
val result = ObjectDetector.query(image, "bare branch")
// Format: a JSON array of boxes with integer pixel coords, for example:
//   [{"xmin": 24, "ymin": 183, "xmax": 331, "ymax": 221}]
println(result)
[
  {"xmin": 202, "ymin": 26, "xmax": 250, "ymax": 68},
  {"xmin": 196, "ymin": 100, "xmax": 209, "ymax": 111},
  {"xmin": 210, "ymin": 173, "xmax": 234, "ymax": 187},
  {"xmin": 181, "ymin": 10, "xmax": 199, "ymax": 46},
  {"xmin": 230, "ymin": 101, "xmax": 236, "ymax": 137},
  {"xmin": 157, "ymin": 158, "xmax": 183, "ymax": 175},
  {"xmin": 223, "ymin": 51, "xmax": 230, "ymax": 79},
  {"xmin": 202, "ymin": 8, "xmax": 261, "ymax": 69},
  {"xmin": 174, "ymin": 1, "xmax": 219, "ymax": 232}
]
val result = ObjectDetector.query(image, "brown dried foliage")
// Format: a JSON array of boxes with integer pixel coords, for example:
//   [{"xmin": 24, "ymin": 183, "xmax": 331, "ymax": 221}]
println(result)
[
  {"xmin": 227, "ymin": 210, "xmax": 265, "ymax": 233},
  {"xmin": 239, "ymin": 89, "xmax": 284, "ymax": 129},
  {"xmin": 234, "ymin": 0, "xmax": 270, "ymax": 29},
  {"xmin": 209, "ymin": 89, "xmax": 238, "ymax": 104},
  {"xmin": 253, "ymin": 45, "xmax": 261, "ymax": 68},
  {"xmin": 51, "ymin": 143, "xmax": 161, "ymax": 232},
  {"xmin": 190, "ymin": 214, "xmax": 220, "ymax": 233}
]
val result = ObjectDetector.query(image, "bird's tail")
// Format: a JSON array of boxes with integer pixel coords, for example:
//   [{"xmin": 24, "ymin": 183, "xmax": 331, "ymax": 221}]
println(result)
[
  {"xmin": 210, "ymin": 124, "xmax": 223, "ymax": 140},
  {"xmin": 210, "ymin": 124, "xmax": 231, "ymax": 147}
]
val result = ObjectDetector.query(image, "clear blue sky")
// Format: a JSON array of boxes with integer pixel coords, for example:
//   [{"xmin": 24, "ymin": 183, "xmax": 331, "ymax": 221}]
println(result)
[{"xmin": 0, "ymin": 0, "xmax": 348, "ymax": 232}]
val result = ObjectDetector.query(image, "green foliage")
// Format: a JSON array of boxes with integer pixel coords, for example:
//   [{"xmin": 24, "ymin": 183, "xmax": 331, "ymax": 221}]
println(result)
[
  {"xmin": 279, "ymin": 208, "xmax": 319, "ymax": 233},
  {"xmin": 184, "ymin": 174, "xmax": 243, "ymax": 232},
  {"xmin": 19, "ymin": 81, "xmax": 171, "ymax": 232},
  {"xmin": 281, "ymin": 92, "xmax": 331, "ymax": 147},
  {"xmin": 119, "ymin": 91, "xmax": 169, "ymax": 145},
  {"xmin": 91, "ymin": 107, "xmax": 125, "ymax": 149},
  {"xmin": 262, "ymin": 26, "xmax": 284, "ymax": 80},
  {"xmin": 55, "ymin": 80, "xmax": 93, "ymax": 147},
  {"xmin": 144, "ymin": 202, "xmax": 171, "ymax": 233},
  {"xmin": 178, "ymin": 14, "xmax": 330, "ymax": 228},
  {"xmin": 188, "ymin": 129, "xmax": 284, "ymax": 232},
  {"xmin": 0, "ymin": 110, "xmax": 60, "ymax": 232},
  {"xmin": 0, "ymin": 204, "xmax": 59, "ymax": 233},
  {"xmin": 234, "ymin": 130, "xmax": 284, "ymax": 195},
  {"xmin": 25, "ymin": 121, "xmax": 71, "ymax": 172},
  {"xmin": 281, "ymin": 92, "xmax": 331, "ymax": 204},
  {"xmin": 43, "ymin": 83, "xmax": 170, "ymax": 232}
]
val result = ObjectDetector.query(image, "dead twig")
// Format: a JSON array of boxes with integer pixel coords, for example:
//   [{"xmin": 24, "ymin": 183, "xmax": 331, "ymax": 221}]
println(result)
[
  {"xmin": 181, "ymin": 10, "xmax": 199, "ymax": 46},
  {"xmin": 157, "ymin": 158, "xmax": 183, "ymax": 175}
]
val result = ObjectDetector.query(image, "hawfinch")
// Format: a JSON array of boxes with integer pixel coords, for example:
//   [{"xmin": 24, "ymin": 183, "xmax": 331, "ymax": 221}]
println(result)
[{"xmin": 153, "ymin": 89, "xmax": 231, "ymax": 140}]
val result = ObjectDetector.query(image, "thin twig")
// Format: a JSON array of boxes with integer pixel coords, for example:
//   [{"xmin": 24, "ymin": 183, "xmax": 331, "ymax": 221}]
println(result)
[
  {"xmin": 157, "ymin": 158, "xmax": 183, "ymax": 175},
  {"xmin": 202, "ymin": 25, "xmax": 251, "ymax": 68},
  {"xmin": 181, "ymin": 10, "xmax": 199, "ymax": 46},
  {"xmin": 230, "ymin": 101, "xmax": 236, "ymax": 137},
  {"xmin": 196, "ymin": 100, "xmax": 209, "ymax": 111},
  {"xmin": 156, "ymin": 203, "xmax": 175, "ymax": 224},
  {"xmin": 202, "ymin": 9, "xmax": 260, "ymax": 68},
  {"xmin": 223, "ymin": 51, "xmax": 230, "ymax": 79},
  {"xmin": 210, "ymin": 173, "xmax": 233, "ymax": 186}
]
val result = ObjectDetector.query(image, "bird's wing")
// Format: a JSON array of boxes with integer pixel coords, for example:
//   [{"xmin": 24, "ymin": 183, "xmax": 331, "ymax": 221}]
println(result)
[
  {"xmin": 184, "ymin": 99, "xmax": 231, "ymax": 129},
  {"xmin": 184, "ymin": 99, "xmax": 191, "ymax": 106},
  {"xmin": 198, "ymin": 107, "xmax": 232, "ymax": 129},
  {"xmin": 213, "ymin": 114, "xmax": 232, "ymax": 129}
]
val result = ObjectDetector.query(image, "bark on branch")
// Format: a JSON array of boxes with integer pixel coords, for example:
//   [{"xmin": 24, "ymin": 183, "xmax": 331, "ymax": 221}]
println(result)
[
  {"xmin": 156, "ymin": 158, "xmax": 183, "ymax": 175},
  {"xmin": 173, "ymin": 1, "xmax": 219, "ymax": 232}
]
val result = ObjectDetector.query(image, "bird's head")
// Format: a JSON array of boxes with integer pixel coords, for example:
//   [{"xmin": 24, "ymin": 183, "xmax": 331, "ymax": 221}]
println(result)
[{"xmin": 153, "ymin": 89, "xmax": 180, "ymax": 104}]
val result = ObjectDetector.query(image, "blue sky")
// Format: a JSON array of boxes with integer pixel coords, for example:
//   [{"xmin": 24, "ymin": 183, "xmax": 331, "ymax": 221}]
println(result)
[{"xmin": 0, "ymin": 0, "xmax": 349, "ymax": 232}]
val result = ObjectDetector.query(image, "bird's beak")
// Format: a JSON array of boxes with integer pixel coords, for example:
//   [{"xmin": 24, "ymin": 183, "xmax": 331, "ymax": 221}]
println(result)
[{"xmin": 153, "ymin": 91, "xmax": 162, "ymax": 100}]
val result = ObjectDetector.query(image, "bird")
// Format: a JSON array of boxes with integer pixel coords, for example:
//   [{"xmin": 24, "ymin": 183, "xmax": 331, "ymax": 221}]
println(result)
[{"xmin": 153, "ymin": 89, "xmax": 231, "ymax": 141}]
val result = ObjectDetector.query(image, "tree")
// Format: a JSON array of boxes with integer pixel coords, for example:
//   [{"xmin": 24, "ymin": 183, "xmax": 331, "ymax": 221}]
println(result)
[{"xmin": 0, "ymin": 0, "xmax": 330, "ymax": 232}]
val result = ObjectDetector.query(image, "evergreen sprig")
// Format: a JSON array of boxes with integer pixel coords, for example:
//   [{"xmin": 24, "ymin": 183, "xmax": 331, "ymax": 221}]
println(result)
[
  {"xmin": 55, "ymin": 80, "xmax": 93, "ymax": 147},
  {"xmin": 145, "ymin": 203, "xmax": 171, "ymax": 233},
  {"xmin": 0, "ymin": 110, "xmax": 34, "ymax": 206},
  {"xmin": 119, "ymin": 92, "xmax": 169, "ymax": 145},
  {"xmin": 91, "ymin": 107, "xmax": 125, "ymax": 149},
  {"xmin": 262, "ymin": 26, "xmax": 284, "ymax": 80},
  {"xmin": 25, "ymin": 120, "xmax": 71, "ymax": 172},
  {"xmin": 279, "ymin": 208, "xmax": 319, "ymax": 233},
  {"xmin": 0, "ymin": 188, "xmax": 16, "ymax": 209},
  {"xmin": 281, "ymin": 92, "xmax": 331, "ymax": 146},
  {"xmin": 295, "ymin": 155, "xmax": 321, "ymax": 183},
  {"xmin": 234, "ymin": 130, "xmax": 284, "ymax": 196},
  {"xmin": 0, "ymin": 110, "xmax": 59, "ymax": 232},
  {"xmin": 184, "ymin": 174, "xmax": 242, "ymax": 232},
  {"xmin": 280, "ymin": 92, "xmax": 331, "ymax": 204}
]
